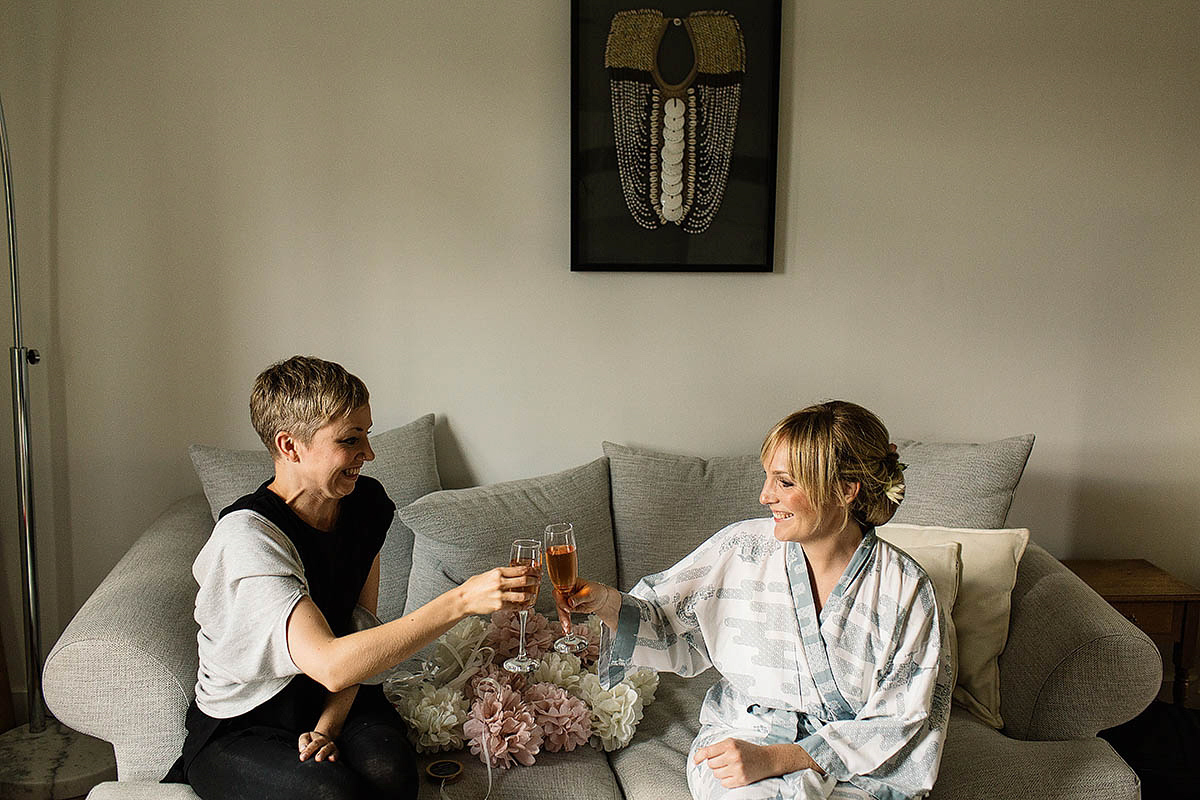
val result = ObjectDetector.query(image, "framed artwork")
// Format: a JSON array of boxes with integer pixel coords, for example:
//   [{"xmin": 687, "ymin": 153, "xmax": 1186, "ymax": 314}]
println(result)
[{"xmin": 571, "ymin": 0, "xmax": 782, "ymax": 272}]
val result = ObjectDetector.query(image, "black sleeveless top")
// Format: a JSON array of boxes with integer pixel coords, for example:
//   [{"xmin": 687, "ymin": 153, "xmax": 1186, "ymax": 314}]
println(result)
[
  {"xmin": 164, "ymin": 475, "xmax": 395, "ymax": 782},
  {"xmin": 220, "ymin": 477, "xmax": 393, "ymax": 635}
]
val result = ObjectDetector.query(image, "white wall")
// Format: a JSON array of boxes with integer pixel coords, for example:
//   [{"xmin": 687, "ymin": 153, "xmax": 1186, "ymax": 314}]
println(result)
[{"xmin": 2, "ymin": 0, "xmax": 1198, "ymax": 708}]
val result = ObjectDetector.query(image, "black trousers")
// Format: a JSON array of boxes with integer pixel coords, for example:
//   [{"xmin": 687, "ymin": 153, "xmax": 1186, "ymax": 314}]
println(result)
[{"xmin": 182, "ymin": 683, "xmax": 419, "ymax": 800}]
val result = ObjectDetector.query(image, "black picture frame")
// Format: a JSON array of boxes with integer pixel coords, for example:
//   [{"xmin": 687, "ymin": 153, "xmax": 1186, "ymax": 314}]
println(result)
[{"xmin": 571, "ymin": 0, "xmax": 782, "ymax": 272}]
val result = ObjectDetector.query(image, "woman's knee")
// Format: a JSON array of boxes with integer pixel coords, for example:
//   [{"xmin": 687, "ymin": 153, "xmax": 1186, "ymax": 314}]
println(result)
[
  {"xmin": 356, "ymin": 747, "xmax": 419, "ymax": 797},
  {"xmin": 291, "ymin": 759, "xmax": 371, "ymax": 800},
  {"xmin": 341, "ymin": 725, "xmax": 419, "ymax": 798}
]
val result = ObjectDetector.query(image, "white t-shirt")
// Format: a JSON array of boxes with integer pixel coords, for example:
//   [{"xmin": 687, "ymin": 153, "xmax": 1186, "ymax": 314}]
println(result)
[{"xmin": 191, "ymin": 510, "xmax": 309, "ymax": 719}]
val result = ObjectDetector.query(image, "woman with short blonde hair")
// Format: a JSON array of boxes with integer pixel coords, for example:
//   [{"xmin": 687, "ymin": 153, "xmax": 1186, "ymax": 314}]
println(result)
[{"xmin": 166, "ymin": 356, "xmax": 539, "ymax": 800}]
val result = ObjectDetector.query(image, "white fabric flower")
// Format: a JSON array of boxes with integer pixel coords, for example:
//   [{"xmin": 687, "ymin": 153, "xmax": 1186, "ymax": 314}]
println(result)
[
  {"xmin": 396, "ymin": 684, "xmax": 470, "ymax": 752},
  {"xmin": 573, "ymin": 672, "xmax": 604, "ymax": 703},
  {"xmin": 588, "ymin": 681, "xmax": 643, "ymax": 751},
  {"xmin": 624, "ymin": 668, "xmax": 660, "ymax": 707},
  {"xmin": 531, "ymin": 651, "xmax": 583, "ymax": 693},
  {"xmin": 885, "ymin": 480, "xmax": 906, "ymax": 505},
  {"xmin": 434, "ymin": 615, "xmax": 489, "ymax": 675}
]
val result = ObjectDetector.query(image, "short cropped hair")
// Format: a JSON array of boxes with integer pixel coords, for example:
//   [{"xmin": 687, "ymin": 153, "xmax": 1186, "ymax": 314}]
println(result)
[
  {"xmin": 760, "ymin": 400, "xmax": 903, "ymax": 532},
  {"xmin": 250, "ymin": 356, "xmax": 370, "ymax": 458}
]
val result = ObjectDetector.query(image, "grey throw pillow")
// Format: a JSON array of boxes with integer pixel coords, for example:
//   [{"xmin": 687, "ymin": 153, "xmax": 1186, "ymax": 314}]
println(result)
[
  {"xmin": 187, "ymin": 413, "xmax": 441, "ymax": 621},
  {"xmin": 603, "ymin": 442, "xmax": 768, "ymax": 591},
  {"xmin": 890, "ymin": 434, "xmax": 1035, "ymax": 529},
  {"xmin": 398, "ymin": 458, "xmax": 618, "ymax": 617}
]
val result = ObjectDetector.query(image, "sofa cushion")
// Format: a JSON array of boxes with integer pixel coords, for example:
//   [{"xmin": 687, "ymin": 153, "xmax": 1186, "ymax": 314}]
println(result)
[
  {"xmin": 603, "ymin": 442, "xmax": 767, "ymax": 591},
  {"xmin": 398, "ymin": 458, "xmax": 618, "ymax": 617},
  {"xmin": 608, "ymin": 671, "xmax": 720, "ymax": 800},
  {"xmin": 891, "ymin": 434, "xmax": 1035, "ymax": 529},
  {"xmin": 413, "ymin": 748, "xmax": 622, "ymax": 800},
  {"xmin": 898, "ymin": 541, "xmax": 962, "ymax": 690},
  {"xmin": 188, "ymin": 413, "xmax": 441, "ymax": 621},
  {"xmin": 878, "ymin": 523, "xmax": 1030, "ymax": 730},
  {"xmin": 934, "ymin": 705, "xmax": 1141, "ymax": 800}
]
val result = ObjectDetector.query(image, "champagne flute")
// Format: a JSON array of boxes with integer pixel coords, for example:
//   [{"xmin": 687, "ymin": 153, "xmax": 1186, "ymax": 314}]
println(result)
[
  {"xmin": 502, "ymin": 538, "xmax": 542, "ymax": 673},
  {"xmin": 545, "ymin": 522, "xmax": 587, "ymax": 654}
]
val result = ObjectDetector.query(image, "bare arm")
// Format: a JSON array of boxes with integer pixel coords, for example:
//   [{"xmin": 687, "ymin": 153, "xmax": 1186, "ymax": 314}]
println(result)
[
  {"xmin": 287, "ymin": 564, "xmax": 537, "ymax": 692},
  {"xmin": 299, "ymin": 686, "xmax": 357, "ymax": 762},
  {"xmin": 694, "ymin": 740, "xmax": 825, "ymax": 789},
  {"xmin": 357, "ymin": 553, "xmax": 381, "ymax": 615},
  {"xmin": 296, "ymin": 554, "xmax": 385, "ymax": 761}
]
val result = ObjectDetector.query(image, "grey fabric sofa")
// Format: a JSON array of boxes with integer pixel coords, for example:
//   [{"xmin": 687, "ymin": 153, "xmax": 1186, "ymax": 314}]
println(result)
[{"xmin": 44, "ymin": 428, "xmax": 1162, "ymax": 800}]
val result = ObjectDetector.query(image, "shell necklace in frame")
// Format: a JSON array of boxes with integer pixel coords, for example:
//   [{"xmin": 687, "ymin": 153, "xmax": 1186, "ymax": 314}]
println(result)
[{"xmin": 604, "ymin": 9, "xmax": 745, "ymax": 233}]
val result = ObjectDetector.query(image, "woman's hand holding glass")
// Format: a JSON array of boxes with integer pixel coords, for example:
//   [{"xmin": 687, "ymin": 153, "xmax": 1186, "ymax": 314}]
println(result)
[
  {"xmin": 563, "ymin": 578, "xmax": 622, "ymax": 632},
  {"xmin": 545, "ymin": 522, "xmax": 588, "ymax": 654},
  {"xmin": 502, "ymin": 539, "xmax": 543, "ymax": 673},
  {"xmin": 456, "ymin": 561, "xmax": 541, "ymax": 617}
]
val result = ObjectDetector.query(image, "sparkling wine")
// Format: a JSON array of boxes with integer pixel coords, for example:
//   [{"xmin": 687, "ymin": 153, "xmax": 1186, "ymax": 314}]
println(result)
[
  {"xmin": 546, "ymin": 544, "xmax": 578, "ymax": 590},
  {"xmin": 510, "ymin": 556, "xmax": 541, "ymax": 605}
]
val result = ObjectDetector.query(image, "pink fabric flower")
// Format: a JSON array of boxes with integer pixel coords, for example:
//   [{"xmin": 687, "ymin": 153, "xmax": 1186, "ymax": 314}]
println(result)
[
  {"xmin": 463, "ymin": 682, "xmax": 543, "ymax": 769},
  {"xmin": 486, "ymin": 610, "xmax": 555, "ymax": 659},
  {"xmin": 467, "ymin": 661, "xmax": 526, "ymax": 696},
  {"xmin": 524, "ymin": 682, "xmax": 591, "ymax": 753},
  {"xmin": 549, "ymin": 617, "xmax": 600, "ymax": 666}
]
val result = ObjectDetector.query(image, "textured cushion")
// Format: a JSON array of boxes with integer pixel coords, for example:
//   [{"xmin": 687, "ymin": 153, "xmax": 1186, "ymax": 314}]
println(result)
[
  {"xmin": 608, "ymin": 671, "xmax": 719, "ymax": 800},
  {"xmin": 88, "ymin": 783, "xmax": 199, "ymax": 800},
  {"xmin": 44, "ymin": 495, "xmax": 213, "ymax": 782},
  {"xmin": 931, "ymin": 706, "xmax": 1141, "ymax": 800},
  {"xmin": 398, "ymin": 458, "xmax": 617, "ymax": 617},
  {"xmin": 999, "ymin": 543, "xmax": 1163, "ymax": 741},
  {"xmin": 891, "ymin": 435, "xmax": 1035, "ymax": 529},
  {"xmin": 878, "ymin": 523, "xmax": 1029, "ymax": 729},
  {"xmin": 897, "ymin": 541, "xmax": 962, "ymax": 690},
  {"xmin": 413, "ymin": 747, "xmax": 621, "ymax": 800},
  {"xmin": 188, "ymin": 414, "xmax": 441, "ymax": 620},
  {"xmin": 603, "ymin": 442, "xmax": 767, "ymax": 591}
]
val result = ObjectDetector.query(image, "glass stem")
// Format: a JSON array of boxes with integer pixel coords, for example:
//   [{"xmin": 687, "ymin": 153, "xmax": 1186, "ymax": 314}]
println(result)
[{"xmin": 518, "ymin": 609, "xmax": 529, "ymax": 658}]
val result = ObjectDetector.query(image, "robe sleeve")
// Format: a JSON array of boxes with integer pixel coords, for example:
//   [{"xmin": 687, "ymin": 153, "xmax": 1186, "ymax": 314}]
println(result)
[
  {"xmin": 599, "ymin": 527, "xmax": 734, "ymax": 688},
  {"xmin": 797, "ymin": 574, "xmax": 953, "ymax": 800}
]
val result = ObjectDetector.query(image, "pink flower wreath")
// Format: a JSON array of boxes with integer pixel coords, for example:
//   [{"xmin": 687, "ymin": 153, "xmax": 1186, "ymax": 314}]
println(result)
[{"xmin": 387, "ymin": 610, "xmax": 657, "ymax": 769}]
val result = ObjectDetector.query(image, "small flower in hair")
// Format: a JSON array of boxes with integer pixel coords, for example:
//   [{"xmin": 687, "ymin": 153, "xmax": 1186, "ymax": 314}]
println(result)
[{"xmin": 884, "ymin": 461, "xmax": 907, "ymax": 505}]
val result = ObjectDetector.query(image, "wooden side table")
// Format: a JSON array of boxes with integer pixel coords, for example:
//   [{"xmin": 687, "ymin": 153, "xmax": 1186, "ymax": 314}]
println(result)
[{"xmin": 1063, "ymin": 559, "xmax": 1200, "ymax": 705}]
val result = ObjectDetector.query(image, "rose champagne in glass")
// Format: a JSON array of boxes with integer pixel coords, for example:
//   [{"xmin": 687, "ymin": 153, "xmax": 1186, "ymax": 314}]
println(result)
[
  {"xmin": 545, "ymin": 522, "xmax": 587, "ymax": 654},
  {"xmin": 502, "ymin": 538, "xmax": 542, "ymax": 673}
]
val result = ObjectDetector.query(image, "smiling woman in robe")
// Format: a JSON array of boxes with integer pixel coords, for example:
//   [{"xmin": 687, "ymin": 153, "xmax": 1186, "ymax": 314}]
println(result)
[{"xmin": 568, "ymin": 401, "xmax": 952, "ymax": 800}]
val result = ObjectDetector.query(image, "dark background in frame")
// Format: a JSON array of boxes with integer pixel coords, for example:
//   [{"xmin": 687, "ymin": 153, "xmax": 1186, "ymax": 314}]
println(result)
[{"xmin": 571, "ymin": 0, "xmax": 782, "ymax": 272}]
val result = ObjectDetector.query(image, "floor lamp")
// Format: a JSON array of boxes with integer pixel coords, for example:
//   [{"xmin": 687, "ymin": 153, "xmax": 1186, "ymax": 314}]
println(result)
[{"xmin": 0, "ymin": 90, "xmax": 116, "ymax": 799}]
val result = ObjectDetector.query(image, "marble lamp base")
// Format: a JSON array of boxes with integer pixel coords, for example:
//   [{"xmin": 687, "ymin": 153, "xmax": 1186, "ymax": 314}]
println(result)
[{"xmin": 0, "ymin": 719, "xmax": 117, "ymax": 800}]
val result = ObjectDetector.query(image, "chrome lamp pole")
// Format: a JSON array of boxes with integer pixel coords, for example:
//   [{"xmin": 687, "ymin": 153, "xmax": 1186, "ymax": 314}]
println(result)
[
  {"xmin": 0, "ymin": 89, "xmax": 116, "ymax": 799},
  {"xmin": 1, "ymin": 85, "xmax": 45, "ymax": 736}
]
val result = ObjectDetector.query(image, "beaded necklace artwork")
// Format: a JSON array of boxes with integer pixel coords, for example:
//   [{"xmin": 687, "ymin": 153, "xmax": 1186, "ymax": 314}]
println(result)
[{"xmin": 605, "ymin": 9, "xmax": 745, "ymax": 233}]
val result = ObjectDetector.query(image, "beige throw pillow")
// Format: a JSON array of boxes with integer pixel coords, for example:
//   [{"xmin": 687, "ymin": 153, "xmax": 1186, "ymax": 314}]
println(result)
[
  {"xmin": 877, "ymin": 523, "xmax": 1030, "ymax": 729},
  {"xmin": 894, "ymin": 541, "xmax": 962, "ymax": 692}
]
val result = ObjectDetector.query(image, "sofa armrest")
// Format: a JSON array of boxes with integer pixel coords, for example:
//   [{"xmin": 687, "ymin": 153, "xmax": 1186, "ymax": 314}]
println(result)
[
  {"xmin": 998, "ymin": 543, "xmax": 1161, "ymax": 740},
  {"xmin": 43, "ymin": 494, "xmax": 212, "ymax": 782}
]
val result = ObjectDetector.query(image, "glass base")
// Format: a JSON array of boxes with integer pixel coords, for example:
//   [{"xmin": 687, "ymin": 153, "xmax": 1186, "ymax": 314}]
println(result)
[
  {"xmin": 553, "ymin": 634, "xmax": 587, "ymax": 654},
  {"xmin": 502, "ymin": 654, "xmax": 539, "ymax": 673}
]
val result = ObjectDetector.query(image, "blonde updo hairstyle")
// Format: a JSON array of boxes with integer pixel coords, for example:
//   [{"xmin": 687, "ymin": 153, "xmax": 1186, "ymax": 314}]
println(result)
[
  {"xmin": 760, "ymin": 401, "xmax": 905, "ymax": 532},
  {"xmin": 250, "ymin": 355, "xmax": 370, "ymax": 459}
]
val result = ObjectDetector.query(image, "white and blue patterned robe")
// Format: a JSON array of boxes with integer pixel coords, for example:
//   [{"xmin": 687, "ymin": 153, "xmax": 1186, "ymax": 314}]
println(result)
[{"xmin": 600, "ymin": 518, "xmax": 952, "ymax": 800}]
